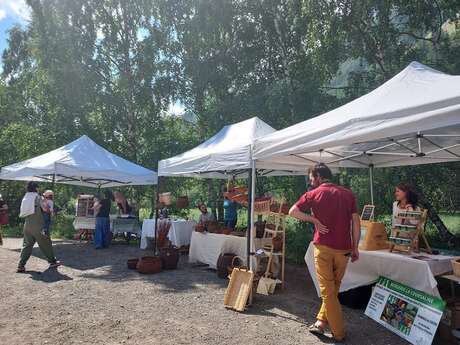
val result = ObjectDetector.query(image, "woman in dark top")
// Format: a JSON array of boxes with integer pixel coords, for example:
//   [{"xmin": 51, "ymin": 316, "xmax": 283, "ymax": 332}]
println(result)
[{"xmin": 93, "ymin": 191, "xmax": 113, "ymax": 249}]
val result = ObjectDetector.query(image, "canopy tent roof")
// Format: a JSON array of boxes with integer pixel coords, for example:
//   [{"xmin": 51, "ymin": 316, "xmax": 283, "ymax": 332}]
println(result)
[
  {"xmin": 159, "ymin": 117, "xmax": 304, "ymax": 178},
  {"xmin": 253, "ymin": 62, "xmax": 460, "ymax": 169},
  {"xmin": 0, "ymin": 135, "xmax": 157, "ymax": 188}
]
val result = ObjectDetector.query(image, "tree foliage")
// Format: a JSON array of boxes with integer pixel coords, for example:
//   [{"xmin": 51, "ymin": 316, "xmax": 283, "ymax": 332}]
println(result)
[{"xmin": 0, "ymin": 0, "xmax": 459, "ymax": 227}]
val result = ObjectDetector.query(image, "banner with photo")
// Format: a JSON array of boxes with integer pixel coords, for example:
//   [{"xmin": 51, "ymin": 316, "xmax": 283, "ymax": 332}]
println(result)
[{"xmin": 365, "ymin": 276, "xmax": 446, "ymax": 345}]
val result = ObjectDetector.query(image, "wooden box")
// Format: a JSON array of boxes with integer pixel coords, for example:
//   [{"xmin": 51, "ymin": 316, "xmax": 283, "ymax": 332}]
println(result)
[{"xmin": 359, "ymin": 221, "xmax": 389, "ymax": 251}]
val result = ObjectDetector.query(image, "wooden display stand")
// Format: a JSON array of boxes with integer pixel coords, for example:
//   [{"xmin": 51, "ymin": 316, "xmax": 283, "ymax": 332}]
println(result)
[
  {"xmin": 76, "ymin": 195, "xmax": 95, "ymax": 217},
  {"xmin": 257, "ymin": 199, "xmax": 287, "ymax": 290},
  {"xmin": 75, "ymin": 195, "xmax": 95, "ymax": 241},
  {"xmin": 389, "ymin": 209, "xmax": 430, "ymax": 254}
]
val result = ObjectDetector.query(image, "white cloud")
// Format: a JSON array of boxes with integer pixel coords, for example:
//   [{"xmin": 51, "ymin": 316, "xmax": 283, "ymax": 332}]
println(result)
[{"xmin": 0, "ymin": 0, "xmax": 31, "ymax": 23}]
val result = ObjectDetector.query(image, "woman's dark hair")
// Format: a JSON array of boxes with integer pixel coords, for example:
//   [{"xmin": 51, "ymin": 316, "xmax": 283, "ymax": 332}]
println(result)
[
  {"xmin": 396, "ymin": 183, "xmax": 419, "ymax": 207},
  {"xmin": 104, "ymin": 190, "xmax": 114, "ymax": 201},
  {"xmin": 27, "ymin": 181, "xmax": 39, "ymax": 192},
  {"xmin": 309, "ymin": 163, "xmax": 333, "ymax": 181}
]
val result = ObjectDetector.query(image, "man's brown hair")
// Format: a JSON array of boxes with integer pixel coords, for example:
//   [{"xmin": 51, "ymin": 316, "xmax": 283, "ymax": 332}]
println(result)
[{"xmin": 309, "ymin": 163, "xmax": 333, "ymax": 181}]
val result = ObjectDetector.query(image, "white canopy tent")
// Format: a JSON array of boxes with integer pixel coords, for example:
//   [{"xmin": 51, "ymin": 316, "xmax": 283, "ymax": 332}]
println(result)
[
  {"xmin": 158, "ymin": 117, "xmax": 304, "ymax": 178},
  {"xmin": 248, "ymin": 62, "xmax": 460, "ymax": 266},
  {"xmin": 158, "ymin": 117, "xmax": 306, "ymax": 266},
  {"xmin": 253, "ymin": 61, "xmax": 460, "ymax": 205},
  {"xmin": 254, "ymin": 61, "xmax": 460, "ymax": 171},
  {"xmin": 0, "ymin": 135, "xmax": 157, "ymax": 188}
]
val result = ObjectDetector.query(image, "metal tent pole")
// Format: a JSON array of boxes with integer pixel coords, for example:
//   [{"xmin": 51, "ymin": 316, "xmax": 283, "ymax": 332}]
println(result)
[
  {"xmin": 249, "ymin": 161, "xmax": 256, "ymax": 272},
  {"xmin": 154, "ymin": 177, "xmax": 161, "ymax": 255},
  {"xmin": 246, "ymin": 165, "xmax": 253, "ymax": 269},
  {"xmin": 369, "ymin": 164, "xmax": 375, "ymax": 205}
]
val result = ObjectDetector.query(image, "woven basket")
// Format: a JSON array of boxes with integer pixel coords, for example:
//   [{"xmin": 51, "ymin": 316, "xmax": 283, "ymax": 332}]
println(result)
[
  {"xmin": 136, "ymin": 256, "xmax": 162, "ymax": 274},
  {"xmin": 160, "ymin": 246, "xmax": 180, "ymax": 270},
  {"xmin": 254, "ymin": 197, "xmax": 273, "ymax": 214},
  {"xmin": 222, "ymin": 227, "xmax": 232, "ymax": 235},
  {"xmin": 217, "ymin": 253, "xmax": 236, "ymax": 279},
  {"xmin": 206, "ymin": 221, "xmax": 219, "ymax": 233},
  {"xmin": 231, "ymin": 193, "xmax": 248, "ymax": 205},
  {"xmin": 233, "ymin": 186, "xmax": 248, "ymax": 194},
  {"xmin": 176, "ymin": 196, "xmax": 189, "ymax": 209},
  {"xmin": 159, "ymin": 193, "xmax": 172, "ymax": 206},
  {"xmin": 127, "ymin": 258, "xmax": 139, "ymax": 270},
  {"xmin": 270, "ymin": 202, "xmax": 291, "ymax": 215},
  {"xmin": 195, "ymin": 224, "xmax": 205, "ymax": 232}
]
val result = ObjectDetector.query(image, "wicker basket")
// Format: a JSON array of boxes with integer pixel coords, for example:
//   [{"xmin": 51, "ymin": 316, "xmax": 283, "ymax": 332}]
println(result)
[
  {"xmin": 217, "ymin": 253, "xmax": 236, "ymax": 279},
  {"xmin": 176, "ymin": 196, "xmax": 189, "ymax": 209},
  {"xmin": 206, "ymin": 221, "xmax": 219, "ymax": 233},
  {"xmin": 254, "ymin": 197, "xmax": 273, "ymax": 214},
  {"xmin": 159, "ymin": 192, "xmax": 172, "ymax": 206},
  {"xmin": 160, "ymin": 246, "xmax": 180, "ymax": 270},
  {"xmin": 270, "ymin": 202, "xmax": 291, "ymax": 215},
  {"xmin": 136, "ymin": 256, "xmax": 162, "ymax": 274},
  {"xmin": 231, "ymin": 193, "xmax": 248, "ymax": 205},
  {"xmin": 127, "ymin": 258, "xmax": 139, "ymax": 270},
  {"xmin": 222, "ymin": 227, "xmax": 232, "ymax": 235},
  {"xmin": 452, "ymin": 259, "xmax": 460, "ymax": 277},
  {"xmin": 233, "ymin": 186, "xmax": 248, "ymax": 194},
  {"xmin": 195, "ymin": 224, "xmax": 205, "ymax": 232}
]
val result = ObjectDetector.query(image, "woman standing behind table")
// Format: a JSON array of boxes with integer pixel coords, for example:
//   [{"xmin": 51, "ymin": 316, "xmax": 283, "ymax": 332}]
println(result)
[
  {"xmin": 223, "ymin": 195, "xmax": 237, "ymax": 230},
  {"xmin": 17, "ymin": 182, "xmax": 59, "ymax": 273},
  {"xmin": 93, "ymin": 191, "xmax": 113, "ymax": 249},
  {"xmin": 392, "ymin": 183, "xmax": 421, "ymax": 227},
  {"xmin": 113, "ymin": 191, "xmax": 133, "ymax": 215},
  {"xmin": 198, "ymin": 203, "xmax": 215, "ymax": 225}
]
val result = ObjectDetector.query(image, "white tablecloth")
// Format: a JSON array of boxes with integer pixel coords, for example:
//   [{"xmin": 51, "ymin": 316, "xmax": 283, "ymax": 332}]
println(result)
[
  {"xmin": 189, "ymin": 232, "xmax": 268, "ymax": 269},
  {"xmin": 305, "ymin": 242, "xmax": 456, "ymax": 297},
  {"xmin": 73, "ymin": 217, "xmax": 96, "ymax": 230},
  {"xmin": 140, "ymin": 219, "xmax": 196, "ymax": 249}
]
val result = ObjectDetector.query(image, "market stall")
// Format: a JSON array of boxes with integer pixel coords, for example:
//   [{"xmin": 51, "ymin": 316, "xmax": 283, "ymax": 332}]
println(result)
[
  {"xmin": 305, "ymin": 242, "xmax": 455, "ymax": 297},
  {"xmin": 0, "ymin": 135, "xmax": 157, "ymax": 241},
  {"xmin": 158, "ymin": 117, "xmax": 304, "ymax": 286},
  {"xmin": 252, "ymin": 61, "xmax": 460, "ymax": 294}
]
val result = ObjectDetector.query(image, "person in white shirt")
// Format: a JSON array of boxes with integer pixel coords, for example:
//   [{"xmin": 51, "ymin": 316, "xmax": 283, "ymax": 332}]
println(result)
[{"xmin": 392, "ymin": 183, "xmax": 421, "ymax": 227}]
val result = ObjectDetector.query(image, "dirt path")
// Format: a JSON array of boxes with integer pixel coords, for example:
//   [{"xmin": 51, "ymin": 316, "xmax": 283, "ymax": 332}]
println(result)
[{"xmin": 0, "ymin": 238, "xmax": 409, "ymax": 345}]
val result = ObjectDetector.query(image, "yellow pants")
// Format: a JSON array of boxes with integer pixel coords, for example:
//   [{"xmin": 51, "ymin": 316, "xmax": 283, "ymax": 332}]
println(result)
[{"xmin": 314, "ymin": 244, "xmax": 350, "ymax": 340}]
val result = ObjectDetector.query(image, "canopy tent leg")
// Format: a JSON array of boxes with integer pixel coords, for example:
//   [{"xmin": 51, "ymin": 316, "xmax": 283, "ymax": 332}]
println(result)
[
  {"xmin": 369, "ymin": 164, "xmax": 375, "ymax": 205},
  {"xmin": 246, "ymin": 165, "xmax": 253, "ymax": 269},
  {"xmin": 154, "ymin": 177, "xmax": 161, "ymax": 255}
]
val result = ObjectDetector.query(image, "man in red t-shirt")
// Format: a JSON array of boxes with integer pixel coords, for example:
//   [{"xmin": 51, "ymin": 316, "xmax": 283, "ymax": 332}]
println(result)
[{"xmin": 289, "ymin": 163, "xmax": 360, "ymax": 342}]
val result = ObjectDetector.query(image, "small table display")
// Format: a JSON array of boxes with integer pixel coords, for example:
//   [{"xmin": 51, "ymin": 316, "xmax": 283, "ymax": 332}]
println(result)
[
  {"xmin": 389, "ymin": 210, "xmax": 431, "ymax": 254},
  {"xmin": 74, "ymin": 195, "xmax": 95, "ymax": 240}
]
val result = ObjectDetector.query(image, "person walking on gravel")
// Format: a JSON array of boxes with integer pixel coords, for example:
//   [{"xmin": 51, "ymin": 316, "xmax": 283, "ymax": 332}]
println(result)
[
  {"xmin": 17, "ymin": 182, "xmax": 59, "ymax": 273},
  {"xmin": 289, "ymin": 163, "xmax": 361, "ymax": 342}
]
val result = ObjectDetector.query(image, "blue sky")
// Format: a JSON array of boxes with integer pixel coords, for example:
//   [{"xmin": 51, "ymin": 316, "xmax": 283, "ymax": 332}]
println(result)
[{"xmin": 0, "ymin": 0, "xmax": 29, "ymax": 59}]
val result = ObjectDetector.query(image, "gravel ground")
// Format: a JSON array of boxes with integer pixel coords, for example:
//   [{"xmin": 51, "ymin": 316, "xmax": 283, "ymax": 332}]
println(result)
[{"xmin": 0, "ymin": 237, "xmax": 412, "ymax": 345}]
